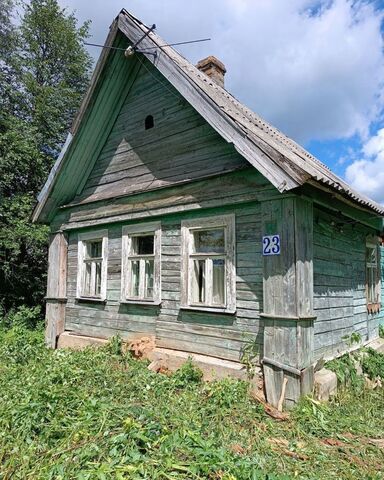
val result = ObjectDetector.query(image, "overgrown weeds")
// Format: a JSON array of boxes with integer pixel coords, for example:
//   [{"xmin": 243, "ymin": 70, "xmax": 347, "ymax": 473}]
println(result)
[
  {"xmin": 326, "ymin": 345, "xmax": 384, "ymax": 389},
  {"xmin": 361, "ymin": 347, "xmax": 384, "ymax": 380},
  {"xmin": 0, "ymin": 327, "xmax": 383, "ymax": 479},
  {"xmin": 326, "ymin": 353, "xmax": 363, "ymax": 389}
]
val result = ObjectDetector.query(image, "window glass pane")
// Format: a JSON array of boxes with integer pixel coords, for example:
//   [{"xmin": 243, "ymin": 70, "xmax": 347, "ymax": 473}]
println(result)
[
  {"xmin": 130, "ymin": 260, "xmax": 140, "ymax": 297},
  {"xmin": 212, "ymin": 259, "xmax": 225, "ymax": 306},
  {"xmin": 95, "ymin": 261, "xmax": 102, "ymax": 296},
  {"xmin": 144, "ymin": 260, "xmax": 154, "ymax": 299},
  {"xmin": 192, "ymin": 259, "xmax": 206, "ymax": 303},
  {"xmin": 87, "ymin": 241, "xmax": 102, "ymax": 258},
  {"xmin": 84, "ymin": 262, "xmax": 92, "ymax": 295},
  {"xmin": 366, "ymin": 247, "xmax": 377, "ymax": 266},
  {"xmin": 367, "ymin": 266, "xmax": 375, "ymax": 303},
  {"xmin": 193, "ymin": 229, "xmax": 225, "ymax": 254},
  {"xmin": 132, "ymin": 235, "xmax": 154, "ymax": 255}
]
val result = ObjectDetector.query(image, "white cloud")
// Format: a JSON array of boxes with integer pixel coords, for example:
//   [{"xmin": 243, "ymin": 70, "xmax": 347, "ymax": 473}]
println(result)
[
  {"xmin": 345, "ymin": 128, "xmax": 384, "ymax": 204},
  {"xmin": 60, "ymin": 0, "xmax": 384, "ymax": 143}
]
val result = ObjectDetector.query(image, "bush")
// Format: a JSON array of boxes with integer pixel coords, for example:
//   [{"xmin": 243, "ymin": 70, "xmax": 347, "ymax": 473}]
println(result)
[
  {"xmin": 326, "ymin": 353, "xmax": 363, "ymax": 389},
  {"xmin": 172, "ymin": 358, "xmax": 203, "ymax": 388},
  {"xmin": 2, "ymin": 304, "xmax": 43, "ymax": 329},
  {"xmin": 361, "ymin": 348, "xmax": 384, "ymax": 380},
  {"xmin": 0, "ymin": 325, "xmax": 45, "ymax": 364}
]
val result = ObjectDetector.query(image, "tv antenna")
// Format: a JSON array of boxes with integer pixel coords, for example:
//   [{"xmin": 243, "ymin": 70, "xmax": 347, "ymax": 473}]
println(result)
[{"xmin": 84, "ymin": 24, "xmax": 211, "ymax": 60}]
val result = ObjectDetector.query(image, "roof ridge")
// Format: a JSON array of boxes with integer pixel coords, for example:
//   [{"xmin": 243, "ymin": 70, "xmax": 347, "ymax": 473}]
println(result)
[{"xmin": 133, "ymin": 19, "xmax": 382, "ymax": 213}]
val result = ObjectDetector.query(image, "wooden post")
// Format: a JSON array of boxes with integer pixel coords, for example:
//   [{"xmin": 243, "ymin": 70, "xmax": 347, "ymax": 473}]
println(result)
[
  {"xmin": 45, "ymin": 232, "xmax": 68, "ymax": 348},
  {"xmin": 261, "ymin": 196, "xmax": 315, "ymax": 409}
]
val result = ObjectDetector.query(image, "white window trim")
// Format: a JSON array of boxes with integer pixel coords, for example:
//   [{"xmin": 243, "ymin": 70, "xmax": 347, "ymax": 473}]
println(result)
[
  {"xmin": 121, "ymin": 222, "xmax": 161, "ymax": 305},
  {"xmin": 76, "ymin": 229, "xmax": 108, "ymax": 301},
  {"xmin": 181, "ymin": 214, "xmax": 236, "ymax": 314},
  {"xmin": 366, "ymin": 237, "xmax": 381, "ymax": 312}
]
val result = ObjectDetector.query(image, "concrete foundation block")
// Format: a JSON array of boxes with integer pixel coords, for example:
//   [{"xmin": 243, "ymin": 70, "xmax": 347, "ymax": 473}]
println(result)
[
  {"xmin": 314, "ymin": 368, "xmax": 337, "ymax": 401},
  {"xmin": 57, "ymin": 332, "xmax": 108, "ymax": 349},
  {"xmin": 366, "ymin": 337, "xmax": 384, "ymax": 354},
  {"xmin": 57, "ymin": 334, "xmax": 264, "ymax": 387},
  {"xmin": 147, "ymin": 347, "xmax": 260, "ymax": 382}
]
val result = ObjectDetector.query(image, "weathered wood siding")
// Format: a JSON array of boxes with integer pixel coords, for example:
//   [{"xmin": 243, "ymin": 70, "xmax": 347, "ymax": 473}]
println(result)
[
  {"xmin": 64, "ymin": 202, "xmax": 263, "ymax": 361},
  {"xmin": 379, "ymin": 245, "xmax": 384, "ymax": 329},
  {"xmin": 72, "ymin": 56, "xmax": 248, "ymax": 206},
  {"xmin": 313, "ymin": 207, "xmax": 381, "ymax": 359},
  {"xmin": 52, "ymin": 168, "xmax": 274, "ymax": 231}
]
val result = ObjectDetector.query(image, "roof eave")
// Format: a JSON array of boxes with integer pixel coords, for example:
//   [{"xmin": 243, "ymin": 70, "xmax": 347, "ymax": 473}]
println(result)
[{"xmin": 32, "ymin": 17, "xmax": 121, "ymax": 224}]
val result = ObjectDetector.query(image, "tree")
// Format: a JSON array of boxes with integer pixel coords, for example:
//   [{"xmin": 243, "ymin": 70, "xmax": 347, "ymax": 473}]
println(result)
[
  {"xmin": 0, "ymin": 0, "xmax": 92, "ymax": 318},
  {"xmin": 0, "ymin": 0, "xmax": 21, "ymax": 115},
  {"xmin": 20, "ymin": 0, "xmax": 92, "ymax": 155}
]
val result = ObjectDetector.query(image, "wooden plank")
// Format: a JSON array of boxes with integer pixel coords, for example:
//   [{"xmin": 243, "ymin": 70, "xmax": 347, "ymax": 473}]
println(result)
[
  {"xmin": 55, "ymin": 169, "xmax": 270, "ymax": 231},
  {"xmin": 45, "ymin": 232, "xmax": 68, "ymax": 347}
]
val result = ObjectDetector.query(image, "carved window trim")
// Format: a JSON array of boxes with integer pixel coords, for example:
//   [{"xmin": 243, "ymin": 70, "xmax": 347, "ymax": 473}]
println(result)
[
  {"xmin": 121, "ymin": 222, "xmax": 161, "ymax": 305},
  {"xmin": 181, "ymin": 214, "xmax": 236, "ymax": 314},
  {"xmin": 76, "ymin": 229, "xmax": 108, "ymax": 301}
]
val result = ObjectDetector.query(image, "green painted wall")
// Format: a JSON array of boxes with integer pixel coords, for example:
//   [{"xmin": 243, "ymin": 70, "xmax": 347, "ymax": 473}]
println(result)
[
  {"xmin": 65, "ymin": 202, "xmax": 263, "ymax": 362},
  {"xmin": 313, "ymin": 206, "xmax": 382, "ymax": 359}
]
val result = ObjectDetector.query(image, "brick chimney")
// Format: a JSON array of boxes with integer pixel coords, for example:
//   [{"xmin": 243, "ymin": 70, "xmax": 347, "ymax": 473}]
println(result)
[{"xmin": 196, "ymin": 56, "xmax": 226, "ymax": 88}]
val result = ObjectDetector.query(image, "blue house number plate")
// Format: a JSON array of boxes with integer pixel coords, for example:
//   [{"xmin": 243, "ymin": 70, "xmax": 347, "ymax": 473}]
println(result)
[{"xmin": 262, "ymin": 235, "xmax": 281, "ymax": 256}]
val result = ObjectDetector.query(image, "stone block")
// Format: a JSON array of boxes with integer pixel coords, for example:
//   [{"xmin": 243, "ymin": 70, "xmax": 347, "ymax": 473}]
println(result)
[
  {"xmin": 147, "ymin": 347, "xmax": 260, "ymax": 382},
  {"xmin": 57, "ymin": 332, "xmax": 108, "ymax": 349},
  {"xmin": 314, "ymin": 368, "xmax": 337, "ymax": 401}
]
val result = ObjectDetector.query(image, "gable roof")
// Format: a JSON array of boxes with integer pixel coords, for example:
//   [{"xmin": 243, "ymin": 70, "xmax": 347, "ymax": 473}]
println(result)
[{"xmin": 33, "ymin": 9, "xmax": 384, "ymax": 223}]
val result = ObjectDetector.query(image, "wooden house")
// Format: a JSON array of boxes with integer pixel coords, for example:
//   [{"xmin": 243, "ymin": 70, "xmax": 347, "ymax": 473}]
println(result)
[{"xmin": 33, "ymin": 10, "xmax": 384, "ymax": 406}]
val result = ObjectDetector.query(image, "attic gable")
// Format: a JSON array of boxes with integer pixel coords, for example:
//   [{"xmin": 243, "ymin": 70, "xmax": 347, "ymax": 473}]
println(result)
[
  {"xmin": 33, "ymin": 9, "xmax": 384, "ymax": 223},
  {"xmin": 71, "ymin": 57, "xmax": 248, "ymax": 206}
]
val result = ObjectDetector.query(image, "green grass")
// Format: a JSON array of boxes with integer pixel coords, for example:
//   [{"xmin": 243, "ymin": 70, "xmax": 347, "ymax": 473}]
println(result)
[{"xmin": 0, "ymin": 327, "xmax": 383, "ymax": 479}]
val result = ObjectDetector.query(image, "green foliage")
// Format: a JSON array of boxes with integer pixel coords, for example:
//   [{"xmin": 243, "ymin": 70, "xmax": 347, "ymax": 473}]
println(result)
[
  {"xmin": 240, "ymin": 334, "xmax": 260, "ymax": 379},
  {"xmin": 294, "ymin": 387, "xmax": 383, "ymax": 439},
  {"xmin": 0, "ymin": 325, "xmax": 45, "ymax": 364},
  {"xmin": 379, "ymin": 324, "xmax": 384, "ymax": 339},
  {"xmin": 341, "ymin": 331, "xmax": 362, "ymax": 348},
  {"xmin": 0, "ymin": 0, "xmax": 21, "ymax": 113},
  {"xmin": 0, "ymin": 116, "xmax": 46, "ymax": 197},
  {"xmin": 172, "ymin": 358, "xmax": 203, "ymax": 388},
  {"xmin": 0, "ymin": 328, "xmax": 382, "ymax": 479},
  {"xmin": 0, "ymin": 194, "xmax": 49, "ymax": 311},
  {"xmin": 20, "ymin": 0, "xmax": 92, "ymax": 154},
  {"xmin": 2, "ymin": 304, "xmax": 43, "ymax": 330},
  {"xmin": 0, "ymin": 0, "xmax": 92, "ymax": 314},
  {"xmin": 105, "ymin": 334, "xmax": 124, "ymax": 357},
  {"xmin": 326, "ymin": 353, "xmax": 363, "ymax": 389},
  {"xmin": 202, "ymin": 378, "xmax": 250, "ymax": 409},
  {"xmin": 361, "ymin": 348, "xmax": 384, "ymax": 380}
]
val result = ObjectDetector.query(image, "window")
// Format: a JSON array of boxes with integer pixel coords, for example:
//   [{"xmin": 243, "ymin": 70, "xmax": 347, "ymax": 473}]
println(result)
[
  {"xmin": 181, "ymin": 215, "xmax": 236, "ymax": 313},
  {"xmin": 121, "ymin": 222, "xmax": 161, "ymax": 304},
  {"xmin": 366, "ymin": 238, "xmax": 381, "ymax": 313},
  {"xmin": 77, "ymin": 230, "xmax": 108, "ymax": 300},
  {"xmin": 145, "ymin": 115, "xmax": 154, "ymax": 130}
]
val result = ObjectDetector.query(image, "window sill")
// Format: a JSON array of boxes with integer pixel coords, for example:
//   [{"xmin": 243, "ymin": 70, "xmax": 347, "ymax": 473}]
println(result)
[
  {"xmin": 120, "ymin": 299, "xmax": 161, "ymax": 306},
  {"xmin": 180, "ymin": 305, "xmax": 236, "ymax": 315},
  {"xmin": 76, "ymin": 297, "xmax": 106, "ymax": 304}
]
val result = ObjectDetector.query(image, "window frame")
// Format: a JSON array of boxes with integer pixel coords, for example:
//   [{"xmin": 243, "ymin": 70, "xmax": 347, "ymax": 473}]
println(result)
[
  {"xmin": 76, "ymin": 229, "xmax": 108, "ymax": 302},
  {"xmin": 121, "ymin": 222, "xmax": 161, "ymax": 305},
  {"xmin": 366, "ymin": 237, "xmax": 381, "ymax": 314},
  {"xmin": 181, "ymin": 214, "xmax": 236, "ymax": 314}
]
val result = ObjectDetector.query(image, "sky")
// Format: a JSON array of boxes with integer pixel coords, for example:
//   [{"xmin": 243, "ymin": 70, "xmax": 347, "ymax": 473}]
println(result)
[{"xmin": 58, "ymin": 0, "xmax": 384, "ymax": 204}]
